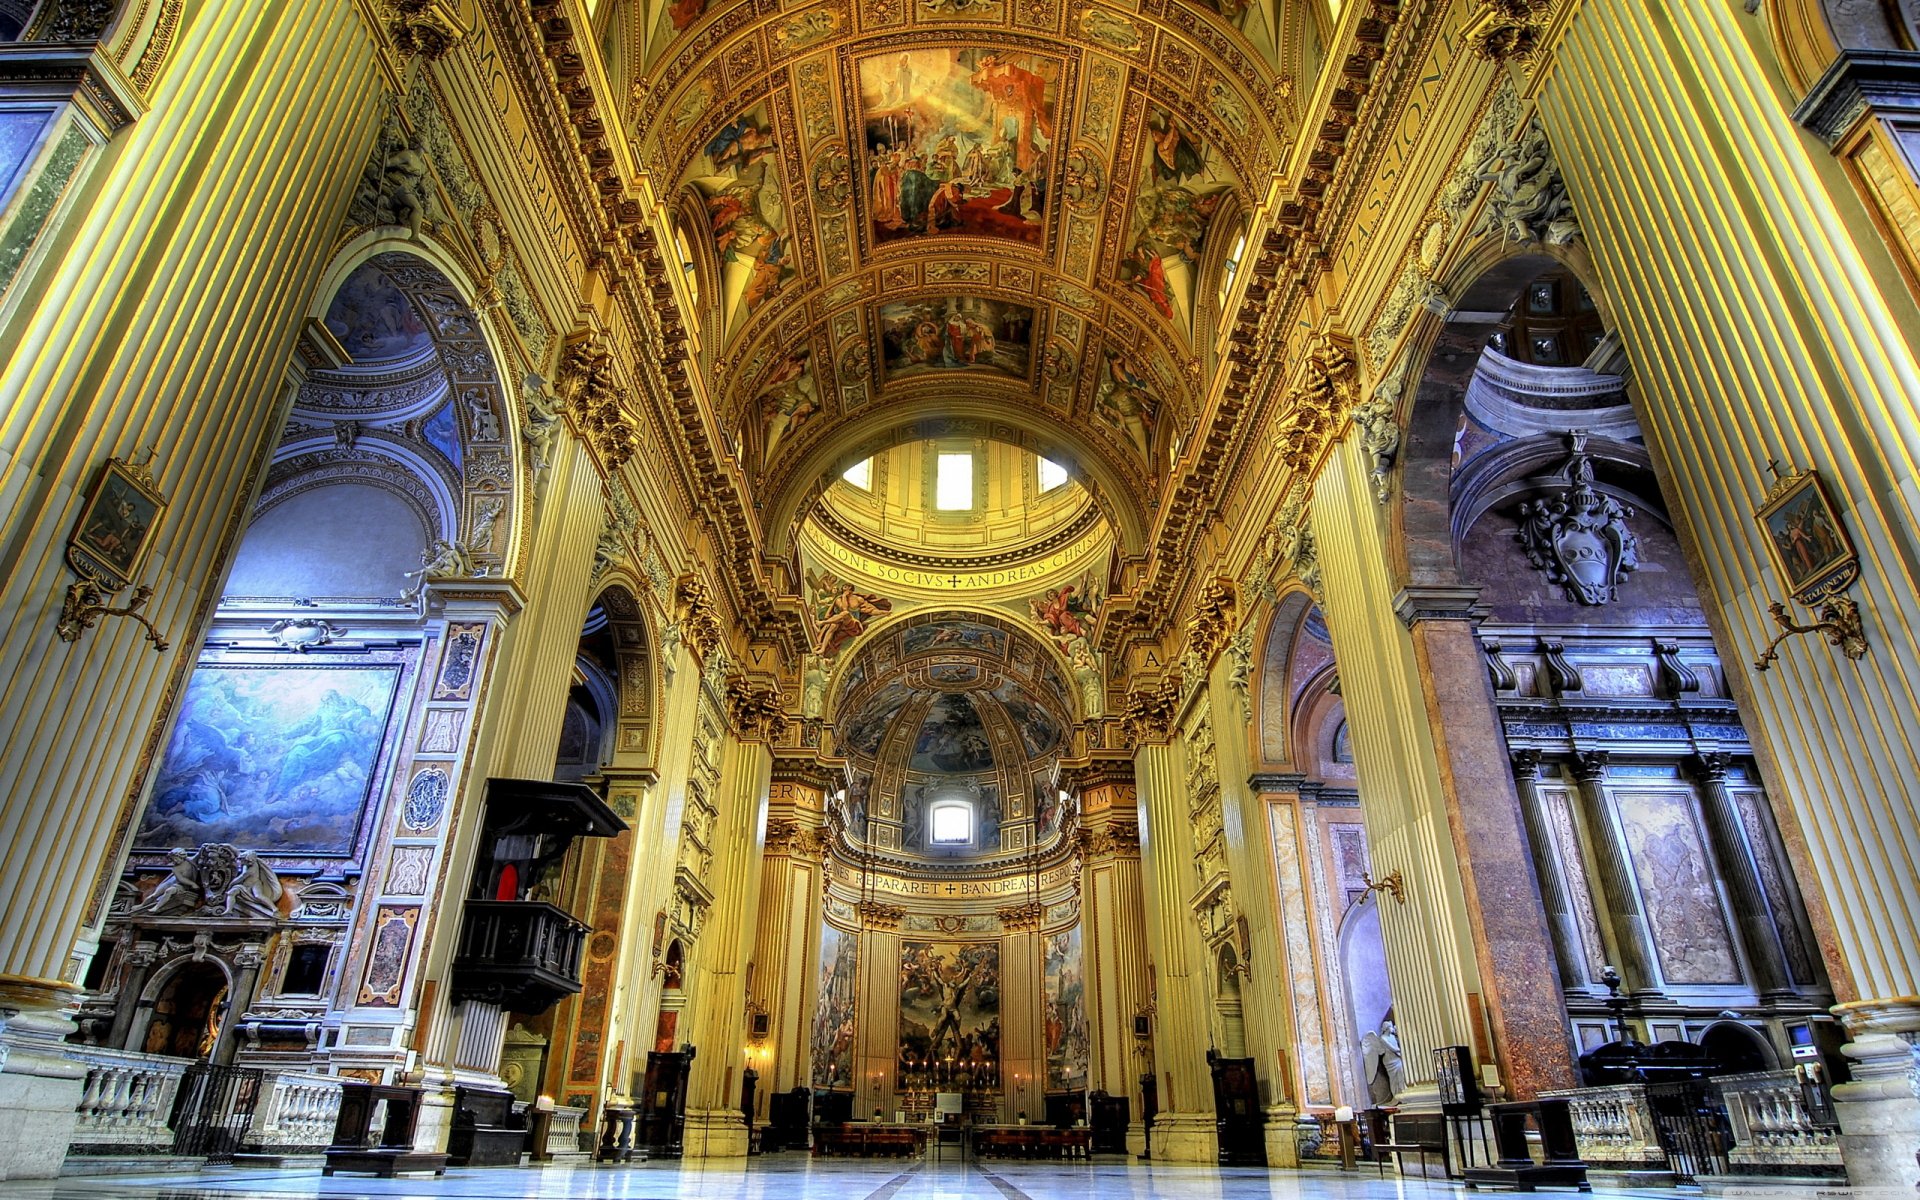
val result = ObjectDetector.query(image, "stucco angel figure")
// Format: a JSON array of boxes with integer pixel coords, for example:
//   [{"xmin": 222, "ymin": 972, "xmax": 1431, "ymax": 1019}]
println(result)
[
  {"xmin": 134, "ymin": 849, "xmax": 203, "ymax": 917},
  {"xmin": 402, "ymin": 539, "xmax": 474, "ymax": 598},
  {"xmin": 219, "ymin": 851, "xmax": 284, "ymax": 919}
]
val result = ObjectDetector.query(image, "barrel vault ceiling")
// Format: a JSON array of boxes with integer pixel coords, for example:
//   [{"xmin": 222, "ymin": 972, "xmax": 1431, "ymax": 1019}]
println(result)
[{"xmin": 616, "ymin": 0, "xmax": 1310, "ymax": 555}]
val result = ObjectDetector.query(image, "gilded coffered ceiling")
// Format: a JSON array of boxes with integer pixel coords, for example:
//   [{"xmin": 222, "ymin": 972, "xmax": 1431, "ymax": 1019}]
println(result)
[{"xmin": 612, "ymin": 0, "xmax": 1313, "ymax": 556}]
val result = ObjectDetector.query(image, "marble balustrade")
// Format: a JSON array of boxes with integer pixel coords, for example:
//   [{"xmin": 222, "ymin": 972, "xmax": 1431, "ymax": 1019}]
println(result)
[
  {"xmin": 1718, "ymin": 1071, "xmax": 1843, "ymax": 1172},
  {"xmin": 242, "ymin": 1070, "xmax": 344, "ymax": 1155},
  {"xmin": 1540, "ymin": 1084, "xmax": 1667, "ymax": 1170},
  {"xmin": 67, "ymin": 1048, "xmax": 194, "ymax": 1153}
]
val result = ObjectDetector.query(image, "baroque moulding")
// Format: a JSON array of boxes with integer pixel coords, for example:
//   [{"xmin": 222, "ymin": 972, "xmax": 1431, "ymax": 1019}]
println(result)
[
  {"xmin": 855, "ymin": 899, "xmax": 905, "ymax": 930},
  {"xmin": 557, "ymin": 333, "xmax": 638, "ymax": 470},
  {"xmin": 1269, "ymin": 331, "xmax": 1360, "ymax": 473},
  {"xmin": 1515, "ymin": 433, "xmax": 1639, "ymax": 605},
  {"xmin": 389, "ymin": 0, "xmax": 467, "ymax": 63},
  {"xmin": 1119, "ymin": 675, "xmax": 1183, "ymax": 748},
  {"xmin": 1248, "ymin": 494, "xmax": 1322, "ymax": 604},
  {"xmin": 1186, "ymin": 577, "xmax": 1239, "ymax": 664},
  {"xmin": 676, "ymin": 574, "xmax": 724, "ymax": 661},
  {"xmin": 996, "ymin": 901, "xmax": 1047, "ymax": 933},
  {"xmin": 724, "ymin": 676, "xmax": 789, "ymax": 742},
  {"xmin": 132, "ymin": 844, "xmax": 284, "ymax": 921},
  {"xmin": 1351, "ymin": 367, "xmax": 1405, "ymax": 503},
  {"xmin": 1225, "ymin": 626, "xmax": 1255, "ymax": 723},
  {"xmin": 1463, "ymin": 0, "xmax": 1554, "ymax": 62}
]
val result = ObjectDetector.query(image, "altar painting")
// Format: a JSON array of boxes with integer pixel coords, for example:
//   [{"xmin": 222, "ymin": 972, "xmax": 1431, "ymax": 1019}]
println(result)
[
  {"xmin": 899, "ymin": 941, "xmax": 1000, "ymax": 1071},
  {"xmin": 812, "ymin": 922, "xmax": 859, "ymax": 1088}
]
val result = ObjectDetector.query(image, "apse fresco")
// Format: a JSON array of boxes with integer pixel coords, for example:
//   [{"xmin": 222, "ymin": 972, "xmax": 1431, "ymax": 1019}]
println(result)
[
  {"xmin": 1035, "ymin": 781, "xmax": 1069, "ymax": 841},
  {"xmin": 901, "ymin": 619, "xmax": 1009, "ymax": 658},
  {"xmin": 840, "ymin": 678, "xmax": 913, "ymax": 757},
  {"xmin": 858, "ymin": 48, "xmax": 1061, "ymax": 248},
  {"xmin": 812, "ymin": 922, "xmax": 859, "ymax": 1088},
  {"xmin": 687, "ymin": 105, "xmax": 793, "ymax": 331},
  {"xmin": 878, "ymin": 297, "xmax": 1034, "ymax": 381},
  {"xmin": 900, "ymin": 941, "xmax": 1000, "ymax": 1070},
  {"xmin": 1094, "ymin": 345, "xmax": 1162, "ymax": 463},
  {"xmin": 1043, "ymin": 927, "xmax": 1089, "ymax": 1091},
  {"xmin": 911, "ymin": 693, "xmax": 995, "ymax": 772},
  {"xmin": 1122, "ymin": 106, "xmax": 1236, "ymax": 335},
  {"xmin": 137, "ymin": 664, "xmax": 400, "ymax": 854},
  {"xmin": 990, "ymin": 676, "xmax": 1062, "ymax": 757},
  {"xmin": 757, "ymin": 350, "xmax": 821, "ymax": 468},
  {"xmin": 323, "ymin": 263, "xmax": 431, "ymax": 362}
]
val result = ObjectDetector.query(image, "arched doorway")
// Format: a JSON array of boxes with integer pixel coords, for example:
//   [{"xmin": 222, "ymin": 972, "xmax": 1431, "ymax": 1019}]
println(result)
[
  {"xmin": 142, "ymin": 962, "xmax": 230, "ymax": 1059},
  {"xmin": 1391, "ymin": 251, "xmax": 1832, "ymax": 1065}
]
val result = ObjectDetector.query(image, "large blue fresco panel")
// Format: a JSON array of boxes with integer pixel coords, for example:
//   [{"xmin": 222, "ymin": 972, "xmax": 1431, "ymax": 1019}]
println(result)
[{"xmin": 137, "ymin": 664, "xmax": 400, "ymax": 854}]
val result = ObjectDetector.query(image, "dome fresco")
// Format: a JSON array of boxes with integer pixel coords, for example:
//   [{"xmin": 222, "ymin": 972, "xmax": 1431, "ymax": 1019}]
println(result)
[{"xmin": 832, "ymin": 612, "xmax": 1075, "ymax": 861}]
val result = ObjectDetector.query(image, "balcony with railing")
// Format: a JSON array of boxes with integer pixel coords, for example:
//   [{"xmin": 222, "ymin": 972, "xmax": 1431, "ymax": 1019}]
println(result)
[{"xmin": 448, "ymin": 900, "xmax": 590, "ymax": 1014}]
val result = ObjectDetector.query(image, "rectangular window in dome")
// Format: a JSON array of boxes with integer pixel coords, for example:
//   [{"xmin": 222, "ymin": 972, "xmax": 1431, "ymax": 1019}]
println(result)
[
  {"xmin": 936, "ymin": 452, "xmax": 973, "ymax": 511},
  {"xmin": 842, "ymin": 458, "xmax": 872, "ymax": 489},
  {"xmin": 1038, "ymin": 457, "xmax": 1068, "ymax": 492},
  {"xmin": 930, "ymin": 801, "xmax": 971, "ymax": 844}
]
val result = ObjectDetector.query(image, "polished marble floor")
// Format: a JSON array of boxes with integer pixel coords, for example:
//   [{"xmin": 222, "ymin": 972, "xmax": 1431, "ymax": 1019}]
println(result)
[{"xmin": 0, "ymin": 1157, "xmax": 1866, "ymax": 1200}]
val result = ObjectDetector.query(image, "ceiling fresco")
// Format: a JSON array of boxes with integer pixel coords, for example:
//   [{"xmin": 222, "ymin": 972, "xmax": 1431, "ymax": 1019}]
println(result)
[{"xmin": 622, "ymin": 0, "xmax": 1304, "ymax": 552}]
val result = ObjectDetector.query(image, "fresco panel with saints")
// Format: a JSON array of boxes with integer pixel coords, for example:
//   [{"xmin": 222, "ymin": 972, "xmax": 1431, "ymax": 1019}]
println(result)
[{"xmin": 858, "ymin": 48, "xmax": 1060, "ymax": 248}]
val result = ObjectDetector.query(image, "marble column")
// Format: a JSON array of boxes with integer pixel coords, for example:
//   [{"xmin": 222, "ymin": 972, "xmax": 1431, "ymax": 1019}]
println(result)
[
  {"xmin": 0, "ymin": 4, "xmax": 382, "ymax": 1178},
  {"xmin": 1541, "ymin": 1, "xmax": 1920, "ymax": 1181},
  {"xmin": 1397, "ymin": 600, "xmax": 1577, "ymax": 1098},
  {"xmin": 1510, "ymin": 751, "xmax": 1588, "ymax": 994},
  {"xmin": 1074, "ymin": 770, "xmax": 1151, "ymax": 1155},
  {"xmin": 1134, "ymin": 736, "xmax": 1219, "ymax": 1162},
  {"xmin": 1687, "ymin": 754, "xmax": 1794, "ymax": 1000},
  {"xmin": 680, "ymin": 731, "xmax": 772, "ymax": 1158},
  {"xmin": 1568, "ymin": 751, "xmax": 1663, "ymax": 998}
]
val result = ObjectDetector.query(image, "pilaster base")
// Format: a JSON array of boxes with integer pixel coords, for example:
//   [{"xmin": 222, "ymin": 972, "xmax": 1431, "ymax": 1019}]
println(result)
[
  {"xmin": 1263, "ymin": 1105, "xmax": 1300, "ymax": 1167},
  {"xmin": 0, "ymin": 983, "xmax": 86, "ymax": 1181},
  {"xmin": 680, "ymin": 1108, "xmax": 749, "ymax": 1158},
  {"xmin": 407, "ymin": 1068, "xmax": 458, "ymax": 1154},
  {"xmin": 1145, "ymin": 1111, "xmax": 1218, "ymax": 1163},
  {"xmin": 1124, "ymin": 1120, "xmax": 1148, "ymax": 1157},
  {"xmin": 1832, "ymin": 999, "xmax": 1920, "ymax": 1194}
]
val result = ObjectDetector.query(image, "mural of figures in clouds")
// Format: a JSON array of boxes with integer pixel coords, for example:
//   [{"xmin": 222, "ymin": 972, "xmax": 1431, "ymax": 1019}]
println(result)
[
  {"xmin": 138, "ymin": 665, "xmax": 399, "ymax": 855},
  {"xmin": 686, "ymin": 106, "xmax": 794, "ymax": 333},
  {"xmin": 859, "ymin": 48, "xmax": 1061, "ymax": 247},
  {"xmin": 1122, "ymin": 107, "xmax": 1235, "ymax": 335},
  {"xmin": 812, "ymin": 922, "xmax": 859, "ymax": 1088},
  {"xmin": 1044, "ymin": 927, "xmax": 1089, "ymax": 1091},
  {"xmin": 900, "ymin": 941, "xmax": 1000, "ymax": 1069}
]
